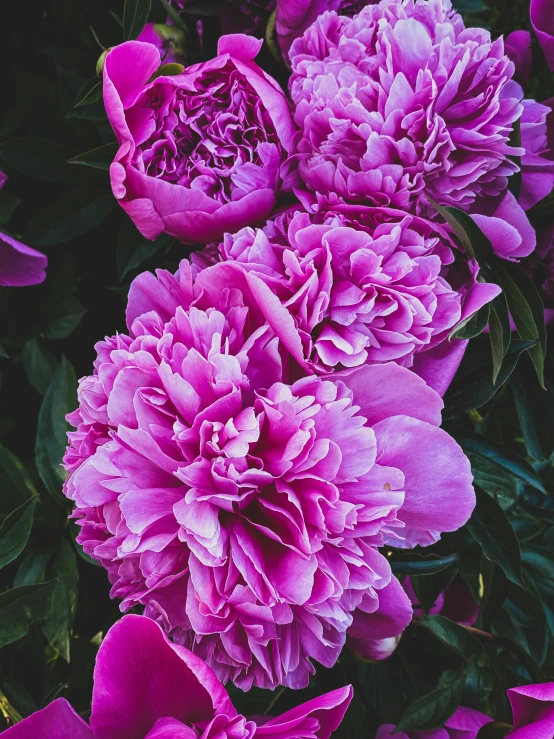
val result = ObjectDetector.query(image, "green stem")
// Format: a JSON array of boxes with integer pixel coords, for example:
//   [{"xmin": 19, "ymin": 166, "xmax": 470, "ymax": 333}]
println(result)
[{"xmin": 158, "ymin": 0, "xmax": 189, "ymax": 34}]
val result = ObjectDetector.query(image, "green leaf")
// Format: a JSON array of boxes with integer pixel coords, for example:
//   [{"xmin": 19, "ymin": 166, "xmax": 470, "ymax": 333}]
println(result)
[
  {"xmin": 511, "ymin": 365, "xmax": 554, "ymax": 461},
  {"xmin": 454, "ymin": 432, "xmax": 547, "ymax": 494},
  {"xmin": 117, "ymin": 220, "xmax": 170, "ymax": 279},
  {"xmin": 395, "ymin": 666, "xmax": 467, "ymax": 732},
  {"xmin": 0, "ymin": 139, "xmax": 86, "ymax": 185},
  {"xmin": 494, "ymin": 262, "xmax": 546, "ymax": 387},
  {"xmin": 419, "ymin": 615, "xmax": 482, "ymax": 660},
  {"xmin": 69, "ymin": 142, "xmax": 118, "ymax": 171},
  {"xmin": 466, "ymin": 487, "xmax": 523, "ymax": 586},
  {"xmin": 0, "ymin": 582, "xmax": 56, "ymax": 650},
  {"xmin": 42, "ymin": 540, "xmax": 78, "ymax": 662},
  {"xmin": 14, "ymin": 549, "xmax": 52, "ymax": 587},
  {"xmin": 0, "ymin": 446, "xmax": 38, "ymax": 517},
  {"xmin": 24, "ymin": 188, "xmax": 116, "ymax": 247},
  {"xmin": 443, "ymin": 339, "xmax": 536, "ymax": 420},
  {"xmin": 476, "ymin": 722, "xmax": 512, "ymax": 739},
  {"xmin": 488, "ymin": 293, "xmax": 510, "ymax": 384},
  {"xmin": 450, "ymin": 303, "xmax": 490, "ymax": 340},
  {"xmin": 39, "ymin": 295, "xmax": 88, "ymax": 341},
  {"xmin": 35, "ymin": 357, "xmax": 77, "ymax": 498},
  {"xmin": 410, "ymin": 562, "xmax": 458, "ymax": 617},
  {"xmin": 0, "ymin": 191, "xmax": 21, "ymax": 225},
  {"xmin": 22, "ymin": 339, "xmax": 58, "ymax": 396},
  {"xmin": 0, "ymin": 497, "xmax": 38, "ymax": 570},
  {"xmin": 390, "ymin": 553, "xmax": 459, "ymax": 576},
  {"xmin": 123, "ymin": 0, "xmax": 152, "ymax": 40},
  {"xmin": 69, "ymin": 78, "xmax": 102, "ymax": 110}
]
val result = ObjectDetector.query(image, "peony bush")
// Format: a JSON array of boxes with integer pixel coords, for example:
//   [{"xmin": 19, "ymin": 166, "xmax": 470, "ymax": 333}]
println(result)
[{"xmin": 0, "ymin": 0, "xmax": 554, "ymax": 737}]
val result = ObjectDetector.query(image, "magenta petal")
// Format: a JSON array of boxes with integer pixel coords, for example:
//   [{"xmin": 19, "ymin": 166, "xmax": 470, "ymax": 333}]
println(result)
[
  {"xmin": 349, "ymin": 576, "xmax": 413, "ymax": 644},
  {"xmin": 374, "ymin": 416, "xmax": 475, "ymax": 547},
  {"xmin": 2, "ymin": 699, "xmax": 93, "ymax": 739},
  {"xmin": 0, "ymin": 232, "xmax": 47, "ymax": 287},
  {"xmin": 505, "ymin": 31, "xmax": 532, "ymax": 87},
  {"xmin": 508, "ymin": 683, "xmax": 554, "ymax": 739},
  {"xmin": 531, "ymin": 0, "xmax": 554, "ymax": 71},
  {"xmin": 257, "ymin": 686, "xmax": 353, "ymax": 739},
  {"xmin": 217, "ymin": 33, "xmax": 263, "ymax": 60},
  {"xmin": 337, "ymin": 364, "xmax": 444, "ymax": 427},
  {"xmin": 412, "ymin": 339, "xmax": 468, "ymax": 397},
  {"xmin": 90, "ymin": 615, "xmax": 235, "ymax": 739}
]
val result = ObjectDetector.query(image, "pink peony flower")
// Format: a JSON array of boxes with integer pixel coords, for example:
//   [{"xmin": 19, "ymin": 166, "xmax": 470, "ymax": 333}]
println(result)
[
  {"xmin": 2, "ymin": 614, "xmax": 352, "ymax": 738},
  {"xmin": 531, "ymin": 0, "xmax": 554, "ymax": 71},
  {"xmin": 376, "ymin": 706, "xmax": 492, "ymax": 739},
  {"xmin": 103, "ymin": 35, "xmax": 297, "ymax": 245},
  {"xmin": 216, "ymin": 206, "xmax": 499, "ymax": 393},
  {"xmin": 519, "ymin": 97, "xmax": 554, "ymax": 212},
  {"xmin": 288, "ymin": 0, "xmax": 524, "ymax": 218},
  {"xmin": 276, "ymin": 0, "xmax": 375, "ymax": 64},
  {"xmin": 0, "ymin": 231, "xmax": 48, "ymax": 287},
  {"xmin": 63, "ymin": 259, "xmax": 475, "ymax": 690}
]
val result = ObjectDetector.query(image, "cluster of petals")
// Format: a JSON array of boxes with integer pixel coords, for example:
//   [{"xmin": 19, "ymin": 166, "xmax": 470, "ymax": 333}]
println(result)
[
  {"xmin": 63, "ymin": 258, "xmax": 475, "ymax": 690},
  {"xmin": 216, "ymin": 205, "xmax": 499, "ymax": 388},
  {"xmin": 288, "ymin": 0, "xmax": 525, "ymax": 217},
  {"xmin": 4, "ymin": 614, "xmax": 352, "ymax": 738},
  {"xmin": 104, "ymin": 34, "xmax": 296, "ymax": 245},
  {"xmin": 378, "ymin": 681, "xmax": 554, "ymax": 739}
]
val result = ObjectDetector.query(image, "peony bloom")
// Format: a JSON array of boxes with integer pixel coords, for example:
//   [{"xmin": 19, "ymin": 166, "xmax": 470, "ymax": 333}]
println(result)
[
  {"xmin": 519, "ymin": 97, "xmax": 554, "ymax": 212},
  {"xmin": 531, "ymin": 0, "xmax": 554, "ymax": 71},
  {"xmin": 136, "ymin": 23, "xmax": 188, "ymax": 64},
  {"xmin": 216, "ymin": 206, "xmax": 499, "ymax": 392},
  {"xmin": 276, "ymin": 0, "xmax": 375, "ymax": 64},
  {"xmin": 288, "ymin": 0, "xmax": 524, "ymax": 218},
  {"xmin": 376, "ymin": 707, "xmax": 492, "ymax": 739},
  {"xmin": 2, "ymin": 614, "xmax": 352, "ymax": 738},
  {"xmin": 505, "ymin": 31, "xmax": 532, "ymax": 88},
  {"xmin": 0, "ymin": 231, "xmax": 48, "ymax": 287},
  {"xmin": 104, "ymin": 35, "xmax": 297, "ymax": 245},
  {"xmin": 63, "ymin": 259, "xmax": 475, "ymax": 690}
]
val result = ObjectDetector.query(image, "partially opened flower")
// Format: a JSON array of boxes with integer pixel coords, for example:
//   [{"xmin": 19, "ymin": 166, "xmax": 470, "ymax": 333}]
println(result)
[
  {"xmin": 217, "ymin": 206, "xmax": 499, "ymax": 393},
  {"xmin": 104, "ymin": 34, "xmax": 296, "ymax": 245},
  {"xmin": 3, "ymin": 614, "xmax": 352, "ymax": 738},
  {"xmin": 63, "ymin": 259, "xmax": 475, "ymax": 690},
  {"xmin": 505, "ymin": 31, "xmax": 532, "ymax": 88},
  {"xmin": 288, "ymin": 0, "xmax": 524, "ymax": 218}
]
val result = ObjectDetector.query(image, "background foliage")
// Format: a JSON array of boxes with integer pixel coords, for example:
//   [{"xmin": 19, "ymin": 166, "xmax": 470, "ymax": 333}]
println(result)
[{"xmin": 1, "ymin": 0, "xmax": 554, "ymax": 735}]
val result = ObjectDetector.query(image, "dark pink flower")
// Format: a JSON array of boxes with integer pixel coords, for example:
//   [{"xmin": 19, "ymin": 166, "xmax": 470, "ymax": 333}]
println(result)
[
  {"xmin": 63, "ymin": 259, "xmax": 475, "ymax": 689},
  {"xmin": 403, "ymin": 577, "xmax": 479, "ymax": 627},
  {"xmin": 216, "ymin": 206, "xmax": 499, "ymax": 392},
  {"xmin": 288, "ymin": 0, "xmax": 524, "ymax": 218},
  {"xmin": 104, "ymin": 35, "xmax": 296, "ymax": 245},
  {"xmin": 508, "ymin": 683, "xmax": 554, "ymax": 739},
  {"xmin": 505, "ymin": 31, "xmax": 532, "ymax": 88},
  {"xmin": 3, "ymin": 615, "xmax": 352, "ymax": 738},
  {"xmin": 531, "ymin": 0, "xmax": 554, "ymax": 71}
]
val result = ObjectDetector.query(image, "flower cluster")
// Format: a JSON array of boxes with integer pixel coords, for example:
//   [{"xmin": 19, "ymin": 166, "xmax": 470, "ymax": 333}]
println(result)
[{"xmin": 61, "ymin": 0, "xmax": 554, "ymax": 699}]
